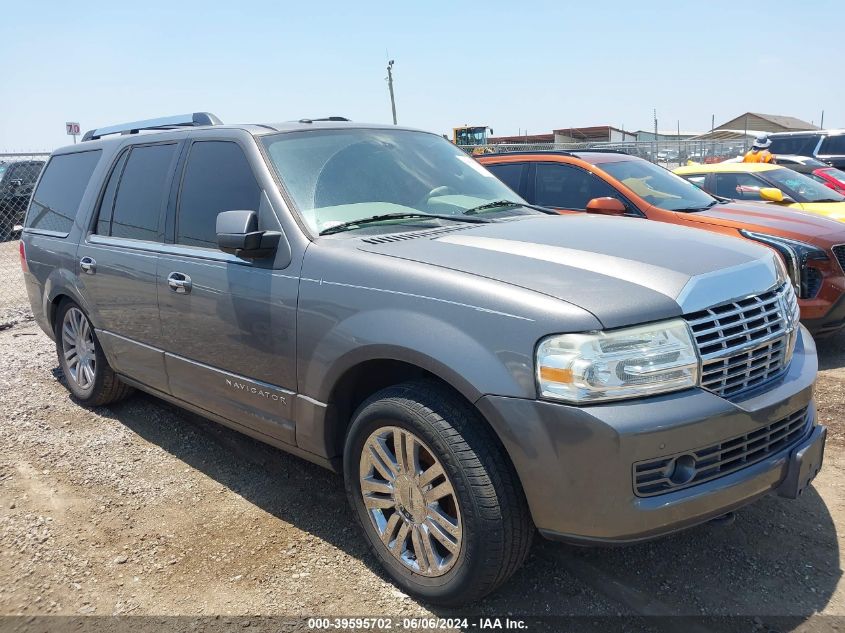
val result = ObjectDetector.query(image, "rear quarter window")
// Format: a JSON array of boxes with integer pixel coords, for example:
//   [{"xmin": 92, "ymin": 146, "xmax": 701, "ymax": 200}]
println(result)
[{"xmin": 25, "ymin": 150, "xmax": 102, "ymax": 234}]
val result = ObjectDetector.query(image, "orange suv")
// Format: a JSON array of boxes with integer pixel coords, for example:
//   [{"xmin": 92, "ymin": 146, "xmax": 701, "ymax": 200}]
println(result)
[{"xmin": 479, "ymin": 151, "xmax": 845, "ymax": 337}]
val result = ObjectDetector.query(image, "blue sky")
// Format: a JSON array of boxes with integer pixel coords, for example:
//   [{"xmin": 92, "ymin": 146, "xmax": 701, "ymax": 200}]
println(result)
[{"xmin": 2, "ymin": 0, "xmax": 842, "ymax": 150}]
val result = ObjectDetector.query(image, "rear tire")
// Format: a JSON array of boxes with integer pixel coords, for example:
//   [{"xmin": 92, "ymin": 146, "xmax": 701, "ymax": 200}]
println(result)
[
  {"xmin": 55, "ymin": 300, "xmax": 133, "ymax": 406},
  {"xmin": 343, "ymin": 381, "xmax": 533, "ymax": 605}
]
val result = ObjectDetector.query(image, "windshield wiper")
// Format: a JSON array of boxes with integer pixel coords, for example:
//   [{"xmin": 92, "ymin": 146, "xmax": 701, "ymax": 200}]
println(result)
[
  {"xmin": 672, "ymin": 199, "xmax": 720, "ymax": 213},
  {"xmin": 463, "ymin": 200, "xmax": 557, "ymax": 215},
  {"xmin": 318, "ymin": 212, "xmax": 491, "ymax": 236}
]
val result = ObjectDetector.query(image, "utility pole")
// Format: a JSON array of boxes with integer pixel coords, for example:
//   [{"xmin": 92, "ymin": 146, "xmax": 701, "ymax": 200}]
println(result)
[
  {"xmin": 744, "ymin": 113, "xmax": 749, "ymax": 152},
  {"xmin": 386, "ymin": 60, "xmax": 397, "ymax": 125},
  {"xmin": 677, "ymin": 119, "xmax": 681, "ymax": 166},
  {"xmin": 653, "ymin": 108, "xmax": 658, "ymax": 163}
]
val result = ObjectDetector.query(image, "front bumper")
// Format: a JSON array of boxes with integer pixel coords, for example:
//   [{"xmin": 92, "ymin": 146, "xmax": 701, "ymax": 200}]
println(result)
[
  {"xmin": 803, "ymin": 291, "xmax": 845, "ymax": 337},
  {"xmin": 477, "ymin": 327, "xmax": 821, "ymax": 544}
]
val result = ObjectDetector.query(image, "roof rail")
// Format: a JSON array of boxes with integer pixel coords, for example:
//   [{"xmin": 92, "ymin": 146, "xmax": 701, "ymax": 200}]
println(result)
[
  {"xmin": 81, "ymin": 112, "xmax": 223, "ymax": 142},
  {"xmin": 298, "ymin": 116, "xmax": 350, "ymax": 124},
  {"xmin": 482, "ymin": 150, "xmax": 577, "ymax": 158},
  {"xmin": 577, "ymin": 148, "xmax": 630, "ymax": 154}
]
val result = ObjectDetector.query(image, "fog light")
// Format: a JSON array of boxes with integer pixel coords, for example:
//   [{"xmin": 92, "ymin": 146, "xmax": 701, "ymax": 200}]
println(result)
[{"xmin": 667, "ymin": 454, "xmax": 697, "ymax": 485}]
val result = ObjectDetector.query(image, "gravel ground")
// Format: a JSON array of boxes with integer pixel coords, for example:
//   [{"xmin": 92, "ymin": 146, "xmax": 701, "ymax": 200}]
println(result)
[{"xmin": 0, "ymin": 245, "xmax": 843, "ymax": 630}]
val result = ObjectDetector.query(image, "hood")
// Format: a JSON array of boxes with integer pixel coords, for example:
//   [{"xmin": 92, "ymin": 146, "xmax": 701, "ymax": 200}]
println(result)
[
  {"xmin": 356, "ymin": 215, "xmax": 782, "ymax": 329},
  {"xmin": 795, "ymin": 201, "xmax": 845, "ymax": 222},
  {"xmin": 688, "ymin": 200, "xmax": 845, "ymax": 243}
]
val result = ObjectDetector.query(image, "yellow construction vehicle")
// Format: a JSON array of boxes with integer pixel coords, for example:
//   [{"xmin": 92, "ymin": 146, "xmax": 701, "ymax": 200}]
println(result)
[{"xmin": 452, "ymin": 125, "xmax": 493, "ymax": 154}]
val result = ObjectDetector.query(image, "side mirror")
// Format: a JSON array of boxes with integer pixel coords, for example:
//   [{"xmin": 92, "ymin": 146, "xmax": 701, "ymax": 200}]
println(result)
[
  {"xmin": 585, "ymin": 197, "xmax": 627, "ymax": 216},
  {"xmin": 759, "ymin": 187, "xmax": 785, "ymax": 203},
  {"xmin": 216, "ymin": 210, "xmax": 281, "ymax": 259}
]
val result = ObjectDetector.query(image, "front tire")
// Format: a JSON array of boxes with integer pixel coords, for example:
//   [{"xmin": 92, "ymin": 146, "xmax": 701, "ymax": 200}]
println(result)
[
  {"xmin": 344, "ymin": 382, "xmax": 533, "ymax": 605},
  {"xmin": 55, "ymin": 300, "xmax": 133, "ymax": 406}
]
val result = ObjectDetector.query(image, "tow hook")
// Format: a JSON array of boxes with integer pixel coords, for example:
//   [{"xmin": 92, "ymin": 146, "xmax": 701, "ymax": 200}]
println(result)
[{"xmin": 708, "ymin": 511, "xmax": 736, "ymax": 527}]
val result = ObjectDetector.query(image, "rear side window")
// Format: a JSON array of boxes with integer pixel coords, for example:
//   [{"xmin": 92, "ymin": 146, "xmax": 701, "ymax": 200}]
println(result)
[
  {"xmin": 110, "ymin": 144, "xmax": 177, "ymax": 241},
  {"xmin": 25, "ymin": 150, "xmax": 102, "ymax": 234},
  {"xmin": 820, "ymin": 136, "xmax": 845, "ymax": 155},
  {"xmin": 486, "ymin": 162, "xmax": 526, "ymax": 194},
  {"xmin": 176, "ymin": 141, "xmax": 261, "ymax": 248},
  {"xmin": 768, "ymin": 135, "xmax": 820, "ymax": 156}
]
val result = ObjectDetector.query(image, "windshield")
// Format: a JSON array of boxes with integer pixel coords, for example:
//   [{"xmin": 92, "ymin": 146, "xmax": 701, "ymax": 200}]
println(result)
[
  {"xmin": 262, "ymin": 128, "xmax": 526, "ymax": 234},
  {"xmin": 598, "ymin": 159, "xmax": 717, "ymax": 211},
  {"xmin": 821, "ymin": 168, "xmax": 845, "ymax": 184},
  {"xmin": 764, "ymin": 167, "xmax": 845, "ymax": 203}
]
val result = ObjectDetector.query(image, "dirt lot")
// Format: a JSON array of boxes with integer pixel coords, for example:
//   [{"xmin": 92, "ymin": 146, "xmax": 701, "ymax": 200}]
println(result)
[{"xmin": 0, "ymin": 249, "xmax": 843, "ymax": 631}]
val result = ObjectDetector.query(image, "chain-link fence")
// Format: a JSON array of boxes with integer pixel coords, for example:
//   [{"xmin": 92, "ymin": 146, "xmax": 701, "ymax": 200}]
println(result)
[
  {"xmin": 460, "ymin": 139, "xmax": 751, "ymax": 169},
  {"xmin": 0, "ymin": 153, "xmax": 48, "ymax": 241},
  {"xmin": 0, "ymin": 153, "xmax": 49, "ymax": 314}
]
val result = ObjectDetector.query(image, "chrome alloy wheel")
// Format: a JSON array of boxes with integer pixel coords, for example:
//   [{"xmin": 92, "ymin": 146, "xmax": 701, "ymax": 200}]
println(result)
[
  {"xmin": 61, "ymin": 307, "xmax": 96, "ymax": 390},
  {"xmin": 359, "ymin": 426, "xmax": 462, "ymax": 577}
]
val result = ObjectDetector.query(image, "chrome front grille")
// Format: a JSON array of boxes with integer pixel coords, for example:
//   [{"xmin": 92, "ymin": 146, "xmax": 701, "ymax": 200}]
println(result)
[
  {"xmin": 634, "ymin": 407, "xmax": 810, "ymax": 497},
  {"xmin": 685, "ymin": 283, "xmax": 799, "ymax": 398},
  {"xmin": 834, "ymin": 244, "xmax": 845, "ymax": 273}
]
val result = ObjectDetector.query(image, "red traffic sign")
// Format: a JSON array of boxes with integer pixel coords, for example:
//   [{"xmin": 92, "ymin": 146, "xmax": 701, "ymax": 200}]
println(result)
[{"xmin": 66, "ymin": 122, "xmax": 80, "ymax": 136}]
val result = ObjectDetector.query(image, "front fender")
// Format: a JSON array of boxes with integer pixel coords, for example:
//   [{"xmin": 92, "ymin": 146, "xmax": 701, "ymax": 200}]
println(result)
[{"xmin": 300, "ymin": 308, "xmax": 537, "ymax": 405}]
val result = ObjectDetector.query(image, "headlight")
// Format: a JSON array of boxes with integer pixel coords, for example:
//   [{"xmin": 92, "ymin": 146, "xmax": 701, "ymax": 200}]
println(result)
[
  {"xmin": 536, "ymin": 319, "xmax": 700, "ymax": 403},
  {"xmin": 739, "ymin": 231, "xmax": 828, "ymax": 297}
]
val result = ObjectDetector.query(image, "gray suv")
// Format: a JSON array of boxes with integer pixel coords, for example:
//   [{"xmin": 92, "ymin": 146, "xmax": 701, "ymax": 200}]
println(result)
[{"xmin": 21, "ymin": 113, "xmax": 826, "ymax": 604}]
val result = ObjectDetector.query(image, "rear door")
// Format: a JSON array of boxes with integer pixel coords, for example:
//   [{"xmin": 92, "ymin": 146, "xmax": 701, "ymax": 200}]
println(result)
[
  {"xmin": 157, "ymin": 136, "xmax": 299, "ymax": 444},
  {"xmin": 77, "ymin": 141, "xmax": 181, "ymax": 393}
]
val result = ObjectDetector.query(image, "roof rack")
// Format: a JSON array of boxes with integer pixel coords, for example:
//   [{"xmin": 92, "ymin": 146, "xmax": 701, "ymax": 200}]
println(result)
[
  {"xmin": 297, "ymin": 116, "xmax": 350, "ymax": 124},
  {"xmin": 81, "ymin": 112, "xmax": 222, "ymax": 142}
]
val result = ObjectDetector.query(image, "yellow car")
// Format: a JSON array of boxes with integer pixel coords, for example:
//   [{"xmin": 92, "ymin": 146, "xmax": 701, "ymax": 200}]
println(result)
[{"xmin": 674, "ymin": 162, "xmax": 845, "ymax": 222}]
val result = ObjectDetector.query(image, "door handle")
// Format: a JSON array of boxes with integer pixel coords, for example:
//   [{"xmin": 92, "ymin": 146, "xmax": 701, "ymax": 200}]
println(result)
[
  {"xmin": 167, "ymin": 272, "xmax": 192, "ymax": 294},
  {"xmin": 79, "ymin": 256, "xmax": 96, "ymax": 275}
]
